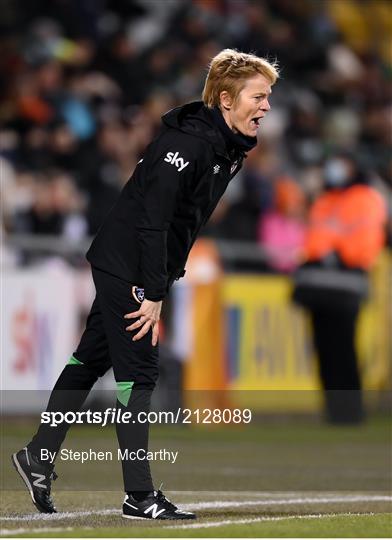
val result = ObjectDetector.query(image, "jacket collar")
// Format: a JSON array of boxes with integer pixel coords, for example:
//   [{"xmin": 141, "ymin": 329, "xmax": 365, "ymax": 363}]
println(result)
[
  {"xmin": 209, "ymin": 106, "xmax": 258, "ymax": 155},
  {"xmin": 161, "ymin": 101, "xmax": 256, "ymax": 161}
]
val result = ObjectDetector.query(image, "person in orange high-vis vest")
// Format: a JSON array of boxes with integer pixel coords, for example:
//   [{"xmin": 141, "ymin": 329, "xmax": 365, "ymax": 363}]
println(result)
[{"xmin": 293, "ymin": 152, "xmax": 387, "ymax": 424}]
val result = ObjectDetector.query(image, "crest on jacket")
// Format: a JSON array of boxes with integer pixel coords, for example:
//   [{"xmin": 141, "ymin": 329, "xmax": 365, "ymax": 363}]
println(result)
[
  {"xmin": 230, "ymin": 160, "xmax": 239, "ymax": 174},
  {"xmin": 131, "ymin": 286, "xmax": 145, "ymax": 304}
]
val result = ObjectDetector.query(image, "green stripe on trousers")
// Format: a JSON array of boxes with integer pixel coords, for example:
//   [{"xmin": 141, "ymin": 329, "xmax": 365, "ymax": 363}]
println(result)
[
  {"xmin": 67, "ymin": 355, "xmax": 84, "ymax": 366},
  {"xmin": 116, "ymin": 381, "xmax": 134, "ymax": 407}
]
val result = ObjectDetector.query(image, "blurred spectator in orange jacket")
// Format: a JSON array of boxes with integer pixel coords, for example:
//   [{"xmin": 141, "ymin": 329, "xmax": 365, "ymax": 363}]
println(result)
[{"xmin": 293, "ymin": 152, "xmax": 387, "ymax": 423}]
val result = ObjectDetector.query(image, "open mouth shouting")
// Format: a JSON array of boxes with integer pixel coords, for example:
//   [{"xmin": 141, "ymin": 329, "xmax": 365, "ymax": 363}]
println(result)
[
  {"xmin": 251, "ymin": 116, "xmax": 263, "ymax": 128},
  {"xmin": 248, "ymin": 115, "xmax": 264, "ymax": 133}
]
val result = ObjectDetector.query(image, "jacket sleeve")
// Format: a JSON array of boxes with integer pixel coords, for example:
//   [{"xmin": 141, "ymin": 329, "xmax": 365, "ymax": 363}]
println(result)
[{"xmin": 136, "ymin": 135, "xmax": 196, "ymax": 301}]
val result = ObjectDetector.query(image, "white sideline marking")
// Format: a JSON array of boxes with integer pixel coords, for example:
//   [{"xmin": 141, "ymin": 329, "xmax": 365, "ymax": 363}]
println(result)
[
  {"xmin": 168, "ymin": 512, "xmax": 377, "ymax": 530},
  {"xmin": 0, "ymin": 526, "xmax": 76, "ymax": 536},
  {"xmin": 1, "ymin": 494, "xmax": 390, "ymax": 522},
  {"xmin": 185, "ymin": 494, "xmax": 392, "ymax": 511},
  {"xmin": 0, "ymin": 508, "xmax": 121, "ymax": 522},
  {"xmin": 168, "ymin": 490, "xmax": 310, "ymax": 497},
  {"xmin": 1, "ymin": 512, "xmax": 380, "ymax": 535}
]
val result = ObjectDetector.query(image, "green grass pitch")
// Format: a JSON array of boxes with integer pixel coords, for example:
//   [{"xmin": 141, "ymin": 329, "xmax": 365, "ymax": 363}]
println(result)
[{"xmin": 1, "ymin": 416, "xmax": 391, "ymax": 537}]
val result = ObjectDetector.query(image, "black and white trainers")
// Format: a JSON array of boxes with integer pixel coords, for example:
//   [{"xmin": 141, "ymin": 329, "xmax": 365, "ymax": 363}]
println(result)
[
  {"xmin": 123, "ymin": 490, "xmax": 196, "ymax": 520},
  {"xmin": 12, "ymin": 447, "xmax": 58, "ymax": 513}
]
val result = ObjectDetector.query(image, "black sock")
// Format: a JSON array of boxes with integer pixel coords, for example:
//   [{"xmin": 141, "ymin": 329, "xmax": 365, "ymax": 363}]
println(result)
[{"xmin": 128, "ymin": 491, "xmax": 152, "ymax": 501}]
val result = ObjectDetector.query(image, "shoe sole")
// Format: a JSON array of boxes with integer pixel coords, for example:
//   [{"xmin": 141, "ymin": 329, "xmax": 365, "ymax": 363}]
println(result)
[
  {"xmin": 122, "ymin": 513, "xmax": 196, "ymax": 521},
  {"xmin": 11, "ymin": 453, "xmax": 54, "ymax": 514},
  {"xmin": 122, "ymin": 514, "xmax": 150, "ymax": 520}
]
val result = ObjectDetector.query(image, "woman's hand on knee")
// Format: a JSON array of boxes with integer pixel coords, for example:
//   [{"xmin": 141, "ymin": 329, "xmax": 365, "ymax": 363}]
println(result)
[{"xmin": 124, "ymin": 299, "xmax": 162, "ymax": 346}]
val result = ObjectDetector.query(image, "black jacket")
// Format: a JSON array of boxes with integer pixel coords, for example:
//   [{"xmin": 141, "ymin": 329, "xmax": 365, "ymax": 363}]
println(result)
[{"xmin": 86, "ymin": 101, "xmax": 253, "ymax": 300}]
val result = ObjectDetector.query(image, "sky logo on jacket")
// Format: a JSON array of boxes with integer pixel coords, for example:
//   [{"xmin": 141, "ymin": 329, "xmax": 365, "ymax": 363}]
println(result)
[{"xmin": 164, "ymin": 151, "xmax": 189, "ymax": 171}]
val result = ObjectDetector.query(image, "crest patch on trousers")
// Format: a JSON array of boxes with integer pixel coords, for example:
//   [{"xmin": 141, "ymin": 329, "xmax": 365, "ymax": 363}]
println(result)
[{"xmin": 131, "ymin": 286, "xmax": 145, "ymax": 304}]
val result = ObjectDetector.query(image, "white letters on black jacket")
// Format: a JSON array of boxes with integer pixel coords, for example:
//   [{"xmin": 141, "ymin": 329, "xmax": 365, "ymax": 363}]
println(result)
[{"xmin": 87, "ymin": 102, "xmax": 248, "ymax": 300}]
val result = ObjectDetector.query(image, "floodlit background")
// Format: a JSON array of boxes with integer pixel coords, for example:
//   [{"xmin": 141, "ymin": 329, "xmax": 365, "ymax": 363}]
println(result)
[
  {"xmin": 1, "ymin": 0, "xmax": 391, "ymax": 415},
  {"xmin": 1, "ymin": 4, "xmax": 392, "ymax": 537}
]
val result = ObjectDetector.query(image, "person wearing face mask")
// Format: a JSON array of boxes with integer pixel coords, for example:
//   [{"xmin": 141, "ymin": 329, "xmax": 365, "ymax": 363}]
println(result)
[
  {"xmin": 293, "ymin": 152, "xmax": 387, "ymax": 424},
  {"xmin": 12, "ymin": 49, "xmax": 279, "ymax": 519}
]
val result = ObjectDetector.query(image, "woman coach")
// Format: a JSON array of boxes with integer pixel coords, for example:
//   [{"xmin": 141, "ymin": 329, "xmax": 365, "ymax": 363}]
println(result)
[{"xmin": 12, "ymin": 49, "xmax": 278, "ymax": 520}]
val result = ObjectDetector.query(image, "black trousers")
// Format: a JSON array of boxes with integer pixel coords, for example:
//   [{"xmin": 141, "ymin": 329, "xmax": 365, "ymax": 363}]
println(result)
[
  {"xmin": 28, "ymin": 267, "xmax": 159, "ymax": 491},
  {"xmin": 310, "ymin": 303, "xmax": 363, "ymax": 423}
]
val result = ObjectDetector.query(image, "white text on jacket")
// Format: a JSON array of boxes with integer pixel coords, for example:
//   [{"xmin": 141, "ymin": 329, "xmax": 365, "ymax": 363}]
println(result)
[{"xmin": 164, "ymin": 151, "xmax": 189, "ymax": 171}]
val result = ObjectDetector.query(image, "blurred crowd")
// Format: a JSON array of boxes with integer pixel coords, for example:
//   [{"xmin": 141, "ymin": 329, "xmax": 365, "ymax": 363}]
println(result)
[{"xmin": 1, "ymin": 0, "xmax": 391, "ymax": 270}]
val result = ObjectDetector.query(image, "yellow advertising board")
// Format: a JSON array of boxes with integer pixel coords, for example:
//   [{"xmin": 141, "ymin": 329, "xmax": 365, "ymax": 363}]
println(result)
[
  {"xmin": 221, "ymin": 253, "xmax": 391, "ymax": 411},
  {"xmin": 223, "ymin": 275, "xmax": 316, "ymax": 390},
  {"xmin": 222, "ymin": 275, "xmax": 321, "ymax": 411},
  {"xmin": 356, "ymin": 251, "xmax": 391, "ymax": 390},
  {"xmin": 184, "ymin": 249, "xmax": 391, "ymax": 412}
]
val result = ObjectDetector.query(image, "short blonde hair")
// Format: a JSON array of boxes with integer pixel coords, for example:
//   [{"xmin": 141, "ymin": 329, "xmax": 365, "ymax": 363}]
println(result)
[{"xmin": 202, "ymin": 49, "xmax": 279, "ymax": 108}]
